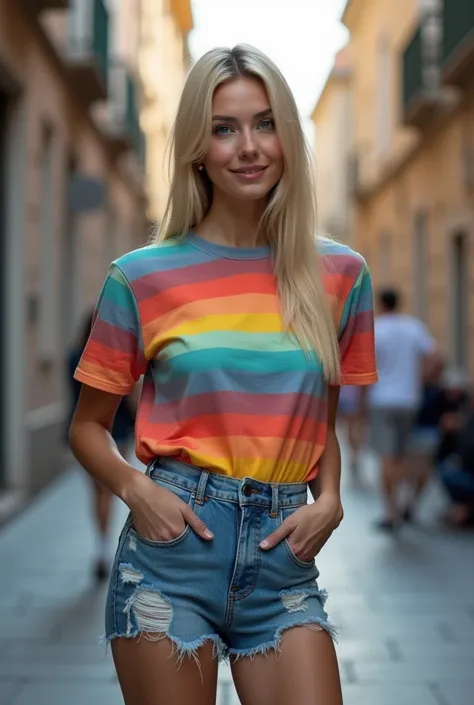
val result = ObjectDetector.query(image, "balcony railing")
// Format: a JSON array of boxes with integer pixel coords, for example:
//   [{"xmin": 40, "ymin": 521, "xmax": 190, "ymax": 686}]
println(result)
[
  {"xmin": 65, "ymin": 0, "xmax": 109, "ymax": 106},
  {"xmin": 402, "ymin": 13, "xmax": 445, "ymax": 130},
  {"xmin": 442, "ymin": 0, "xmax": 474, "ymax": 87}
]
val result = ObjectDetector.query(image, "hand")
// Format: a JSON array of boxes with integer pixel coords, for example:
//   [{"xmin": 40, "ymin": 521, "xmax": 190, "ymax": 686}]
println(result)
[
  {"xmin": 259, "ymin": 493, "xmax": 343, "ymax": 562},
  {"xmin": 126, "ymin": 473, "xmax": 213, "ymax": 542}
]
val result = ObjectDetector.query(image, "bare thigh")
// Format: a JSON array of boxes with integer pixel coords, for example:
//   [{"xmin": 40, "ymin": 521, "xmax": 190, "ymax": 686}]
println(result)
[
  {"xmin": 231, "ymin": 627, "xmax": 342, "ymax": 705},
  {"xmin": 112, "ymin": 637, "xmax": 218, "ymax": 705}
]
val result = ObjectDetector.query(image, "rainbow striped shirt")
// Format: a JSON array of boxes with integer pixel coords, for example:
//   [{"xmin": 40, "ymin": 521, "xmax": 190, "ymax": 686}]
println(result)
[{"xmin": 74, "ymin": 233, "xmax": 377, "ymax": 483}]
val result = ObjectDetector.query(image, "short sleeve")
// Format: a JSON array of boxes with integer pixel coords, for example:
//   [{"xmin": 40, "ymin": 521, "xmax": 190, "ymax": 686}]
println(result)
[
  {"xmin": 414, "ymin": 319, "xmax": 436, "ymax": 355},
  {"xmin": 74, "ymin": 264, "xmax": 147, "ymax": 395},
  {"xmin": 338, "ymin": 258, "xmax": 378, "ymax": 386}
]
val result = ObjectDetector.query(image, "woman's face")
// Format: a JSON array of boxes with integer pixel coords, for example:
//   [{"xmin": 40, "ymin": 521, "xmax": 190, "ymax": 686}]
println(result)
[{"xmin": 202, "ymin": 77, "xmax": 284, "ymax": 203}]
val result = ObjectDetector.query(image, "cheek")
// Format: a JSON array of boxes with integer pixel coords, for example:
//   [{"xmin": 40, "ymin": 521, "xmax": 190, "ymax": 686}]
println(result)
[
  {"xmin": 267, "ymin": 136, "xmax": 283, "ymax": 164},
  {"xmin": 204, "ymin": 141, "xmax": 234, "ymax": 170}
]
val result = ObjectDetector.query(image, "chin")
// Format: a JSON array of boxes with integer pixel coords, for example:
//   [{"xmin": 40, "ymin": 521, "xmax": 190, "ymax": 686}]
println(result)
[
  {"xmin": 234, "ymin": 188, "xmax": 270, "ymax": 202},
  {"xmin": 226, "ymin": 181, "xmax": 276, "ymax": 202}
]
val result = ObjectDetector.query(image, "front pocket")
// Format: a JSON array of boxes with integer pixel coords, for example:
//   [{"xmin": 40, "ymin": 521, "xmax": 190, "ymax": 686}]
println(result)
[
  {"xmin": 279, "ymin": 506, "xmax": 315, "ymax": 569},
  {"xmin": 129, "ymin": 479, "xmax": 196, "ymax": 548}
]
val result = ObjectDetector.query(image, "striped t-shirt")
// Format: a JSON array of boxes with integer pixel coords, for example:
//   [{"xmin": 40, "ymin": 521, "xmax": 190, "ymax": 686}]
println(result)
[{"xmin": 74, "ymin": 232, "xmax": 377, "ymax": 483}]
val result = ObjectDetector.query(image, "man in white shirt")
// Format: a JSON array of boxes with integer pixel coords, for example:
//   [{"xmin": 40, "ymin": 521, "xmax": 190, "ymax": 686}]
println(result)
[{"xmin": 367, "ymin": 289, "xmax": 439, "ymax": 530}]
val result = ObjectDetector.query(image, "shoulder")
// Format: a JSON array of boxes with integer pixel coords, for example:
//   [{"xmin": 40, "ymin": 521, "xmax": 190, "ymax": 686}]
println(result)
[
  {"xmin": 401, "ymin": 314, "xmax": 430, "ymax": 336},
  {"xmin": 318, "ymin": 238, "xmax": 367, "ymax": 282},
  {"xmin": 112, "ymin": 236, "xmax": 189, "ymax": 285},
  {"xmin": 318, "ymin": 238, "xmax": 369, "ymax": 308}
]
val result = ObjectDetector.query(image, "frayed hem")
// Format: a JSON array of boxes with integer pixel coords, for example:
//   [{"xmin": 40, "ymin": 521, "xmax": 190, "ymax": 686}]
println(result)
[
  {"xmin": 228, "ymin": 618, "xmax": 339, "ymax": 662},
  {"xmin": 102, "ymin": 630, "xmax": 225, "ymax": 656}
]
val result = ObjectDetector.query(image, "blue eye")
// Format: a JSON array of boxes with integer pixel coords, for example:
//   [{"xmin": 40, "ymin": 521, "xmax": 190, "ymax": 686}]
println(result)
[
  {"xmin": 258, "ymin": 119, "xmax": 275, "ymax": 131},
  {"xmin": 213, "ymin": 125, "xmax": 233, "ymax": 136}
]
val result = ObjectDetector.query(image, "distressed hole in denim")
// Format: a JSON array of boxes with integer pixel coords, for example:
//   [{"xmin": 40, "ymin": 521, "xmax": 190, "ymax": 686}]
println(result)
[
  {"xmin": 281, "ymin": 591, "xmax": 309, "ymax": 613},
  {"xmin": 126, "ymin": 587, "xmax": 173, "ymax": 637},
  {"xmin": 119, "ymin": 563, "xmax": 143, "ymax": 585},
  {"xmin": 128, "ymin": 534, "xmax": 137, "ymax": 552}
]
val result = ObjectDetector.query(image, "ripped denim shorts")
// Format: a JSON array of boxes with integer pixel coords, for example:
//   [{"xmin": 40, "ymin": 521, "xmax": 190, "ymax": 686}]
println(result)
[{"xmin": 105, "ymin": 457, "xmax": 336, "ymax": 661}]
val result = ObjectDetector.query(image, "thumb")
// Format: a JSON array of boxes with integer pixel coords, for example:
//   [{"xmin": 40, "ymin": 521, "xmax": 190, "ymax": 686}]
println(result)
[
  {"xmin": 182, "ymin": 506, "xmax": 214, "ymax": 541},
  {"xmin": 259, "ymin": 519, "xmax": 294, "ymax": 551}
]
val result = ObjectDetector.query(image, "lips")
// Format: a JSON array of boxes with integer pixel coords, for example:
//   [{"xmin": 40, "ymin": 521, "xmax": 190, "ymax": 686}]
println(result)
[{"xmin": 230, "ymin": 166, "xmax": 268, "ymax": 174}]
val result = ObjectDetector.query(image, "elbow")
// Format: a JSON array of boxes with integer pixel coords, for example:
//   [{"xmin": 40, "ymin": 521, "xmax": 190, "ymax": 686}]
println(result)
[{"xmin": 68, "ymin": 416, "xmax": 80, "ymax": 457}]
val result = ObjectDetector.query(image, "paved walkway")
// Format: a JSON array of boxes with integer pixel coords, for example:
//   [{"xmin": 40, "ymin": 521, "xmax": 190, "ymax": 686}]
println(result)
[{"xmin": 0, "ymin": 442, "xmax": 473, "ymax": 705}]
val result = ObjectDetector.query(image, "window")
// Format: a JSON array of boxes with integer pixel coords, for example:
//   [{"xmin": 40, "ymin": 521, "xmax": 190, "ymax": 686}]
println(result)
[
  {"xmin": 376, "ymin": 35, "xmax": 391, "ymax": 158},
  {"xmin": 451, "ymin": 233, "xmax": 468, "ymax": 369},
  {"xmin": 379, "ymin": 230, "xmax": 392, "ymax": 284},
  {"xmin": 413, "ymin": 212, "xmax": 428, "ymax": 321},
  {"xmin": 39, "ymin": 123, "xmax": 56, "ymax": 359}
]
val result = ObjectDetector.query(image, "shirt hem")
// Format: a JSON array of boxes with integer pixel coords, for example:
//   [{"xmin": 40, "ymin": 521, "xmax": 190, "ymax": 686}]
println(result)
[
  {"xmin": 73, "ymin": 369, "xmax": 133, "ymax": 396},
  {"xmin": 340, "ymin": 372, "xmax": 378, "ymax": 386}
]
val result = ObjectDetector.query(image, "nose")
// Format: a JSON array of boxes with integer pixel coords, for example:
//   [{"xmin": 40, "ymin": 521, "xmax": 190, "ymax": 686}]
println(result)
[{"xmin": 238, "ymin": 128, "xmax": 259, "ymax": 159}]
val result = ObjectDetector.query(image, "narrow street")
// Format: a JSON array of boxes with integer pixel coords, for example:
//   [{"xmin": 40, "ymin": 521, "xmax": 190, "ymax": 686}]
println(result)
[{"xmin": 0, "ymin": 442, "xmax": 473, "ymax": 705}]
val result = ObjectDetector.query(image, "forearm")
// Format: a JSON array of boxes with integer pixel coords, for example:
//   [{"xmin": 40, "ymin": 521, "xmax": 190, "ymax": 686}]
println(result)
[
  {"xmin": 308, "ymin": 428, "xmax": 341, "ymax": 501},
  {"xmin": 69, "ymin": 420, "xmax": 145, "ymax": 506}
]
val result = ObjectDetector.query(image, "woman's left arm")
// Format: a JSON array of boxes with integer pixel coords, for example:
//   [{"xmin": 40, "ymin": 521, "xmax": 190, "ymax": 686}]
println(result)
[{"xmin": 259, "ymin": 386, "xmax": 343, "ymax": 561}]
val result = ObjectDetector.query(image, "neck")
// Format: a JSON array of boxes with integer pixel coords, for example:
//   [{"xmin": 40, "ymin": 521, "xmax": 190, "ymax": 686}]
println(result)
[{"xmin": 195, "ymin": 192, "xmax": 268, "ymax": 248}]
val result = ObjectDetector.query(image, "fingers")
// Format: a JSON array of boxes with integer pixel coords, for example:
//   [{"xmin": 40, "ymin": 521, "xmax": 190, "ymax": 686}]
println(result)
[
  {"xmin": 181, "ymin": 505, "xmax": 214, "ymax": 540},
  {"xmin": 259, "ymin": 518, "xmax": 295, "ymax": 550}
]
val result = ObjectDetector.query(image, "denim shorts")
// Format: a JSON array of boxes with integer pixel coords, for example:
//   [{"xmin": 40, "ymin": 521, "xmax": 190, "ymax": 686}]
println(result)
[{"xmin": 105, "ymin": 457, "xmax": 336, "ymax": 661}]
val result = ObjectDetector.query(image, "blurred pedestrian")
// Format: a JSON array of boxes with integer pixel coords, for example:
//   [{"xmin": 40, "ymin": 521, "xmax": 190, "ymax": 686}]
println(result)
[
  {"xmin": 67, "ymin": 309, "xmax": 136, "ymax": 582},
  {"xmin": 338, "ymin": 385, "xmax": 364, "ymax": 479},
  {"xmin": 69, "ymin": 45, "xmax": 377, "ymax": 705},
  {"xmin": 403, "ymin": 365, "xmax": 444, "ymax": 522},
  {"xmin": 366, "ymin": 288, "xmax": 440, "ymax": 530},
  {"xmin": 433, "ymin": 368, "xmax": 474, "ymax": 527}
]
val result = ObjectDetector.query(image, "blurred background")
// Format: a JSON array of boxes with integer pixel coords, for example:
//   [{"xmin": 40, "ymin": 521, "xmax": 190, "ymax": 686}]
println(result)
[{"xmin": 0, "ymin": 1, "xmax": 473, "ymax": 704}]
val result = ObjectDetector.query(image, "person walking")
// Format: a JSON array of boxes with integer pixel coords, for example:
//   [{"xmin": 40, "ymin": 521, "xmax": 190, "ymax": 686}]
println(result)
[
  {"xmin": 338, "ymin": 385, "xmax": 364, "ymax": 480},
  {"xmin": 366, "ymin": 288, "xmax": 439, "ymax": 530},
  {"xmin": 69, "ymin": 44, "xmax": 378, "ymax": 705}
]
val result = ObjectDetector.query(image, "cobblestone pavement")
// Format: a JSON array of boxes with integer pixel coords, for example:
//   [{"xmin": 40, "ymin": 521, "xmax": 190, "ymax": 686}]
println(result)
[{"xmin": 0, "ymin": 442, "xmax": 473, "ymax": 705}]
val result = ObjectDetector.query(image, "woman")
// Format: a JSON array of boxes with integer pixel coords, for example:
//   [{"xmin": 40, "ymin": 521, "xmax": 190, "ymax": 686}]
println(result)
[
  {"xmin": 67, "ymin": 310, "xmax": 135, "ymax": 581},
  {"xmin": 70, "ymin": 45, "xmax": 377, "ymax": 705}
]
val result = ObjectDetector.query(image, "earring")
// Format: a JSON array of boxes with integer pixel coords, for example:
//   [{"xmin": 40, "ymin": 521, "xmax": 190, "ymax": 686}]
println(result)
[{"xmin": 197, "ymin": 163, "xmax": 204, "ymax": 171}]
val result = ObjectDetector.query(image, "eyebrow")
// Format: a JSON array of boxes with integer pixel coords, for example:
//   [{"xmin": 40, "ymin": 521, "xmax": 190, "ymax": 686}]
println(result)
[{"xmin": 211, "ymin": 108, "xmax": 273, "ymax": 122}]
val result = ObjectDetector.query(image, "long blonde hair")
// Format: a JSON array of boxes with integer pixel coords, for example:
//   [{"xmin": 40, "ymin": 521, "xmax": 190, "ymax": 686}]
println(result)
[{"xmin": 157, "ymin": 44, "xmax": 340, "ymax": 382}]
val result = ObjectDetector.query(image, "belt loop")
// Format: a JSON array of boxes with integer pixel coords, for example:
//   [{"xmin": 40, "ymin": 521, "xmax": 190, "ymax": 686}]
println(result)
[
  {"xmin": 145, "ymin": 458, "xmax": 157, "ymax": 478},
  {"xmin": 270, "ymin": 484, "xmax": 279, "ymax": 517},
  {"xmin": 195, "ymin": 470, "xmax": 210, "ymax": 505}
]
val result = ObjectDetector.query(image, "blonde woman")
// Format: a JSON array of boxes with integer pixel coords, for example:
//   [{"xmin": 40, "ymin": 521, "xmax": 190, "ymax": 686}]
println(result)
[{"xmin": 70, "ymin": 45, "xmax": 377, "ymax": 705}]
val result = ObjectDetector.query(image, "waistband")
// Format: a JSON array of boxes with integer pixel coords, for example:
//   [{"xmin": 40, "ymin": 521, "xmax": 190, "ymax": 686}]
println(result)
[{"xmin": 148, "ymin": 457, "xmax": 308, "ymax": 516}]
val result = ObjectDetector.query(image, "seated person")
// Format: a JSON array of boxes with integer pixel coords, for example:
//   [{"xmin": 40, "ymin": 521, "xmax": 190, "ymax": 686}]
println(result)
[{"xmin": 437, "ymin": 384, "xmax": 474, "ymax": 527}]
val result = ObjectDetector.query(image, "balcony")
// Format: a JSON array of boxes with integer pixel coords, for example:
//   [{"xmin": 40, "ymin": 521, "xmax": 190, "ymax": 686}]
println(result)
[
  {"xmin": 20, "ymin": 0, "xmax": 69, "ymax": 13},
  {"xmin": 95, "ymin": 61, "xmax": 143, "ymax": 158},
  {"xmin": 64, "ymin": 0, "xmax": 109, "ymax": 106},
  {"xmin": 347, "ymin": 147, "xmax": 380, "ymax": 203},
  {"xmin": 402, "ymin": 13, "xmax": 446, "ymax": 130},
  {"xmin": 442, "ymin": 0, "xmax": 474, "ymax": 87}
]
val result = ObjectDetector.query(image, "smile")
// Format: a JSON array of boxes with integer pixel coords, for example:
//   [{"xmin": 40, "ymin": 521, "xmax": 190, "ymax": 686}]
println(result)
[
  {"xmin": 231, "ymin": 166, "xmax": 267, "ymax": 174},
  {"xmin": 229, "ymin": 166, "xmax": 268, "ymax": 181}
]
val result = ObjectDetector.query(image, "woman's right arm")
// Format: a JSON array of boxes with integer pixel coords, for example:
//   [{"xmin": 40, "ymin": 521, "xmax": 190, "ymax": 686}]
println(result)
[
  {"xmin": 69, "ymin": 385, "xmax": 213, "ymax": 542},
  {"xmin": 69, "ymin": 385, "xmax": 142, "ymax": 501}
]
